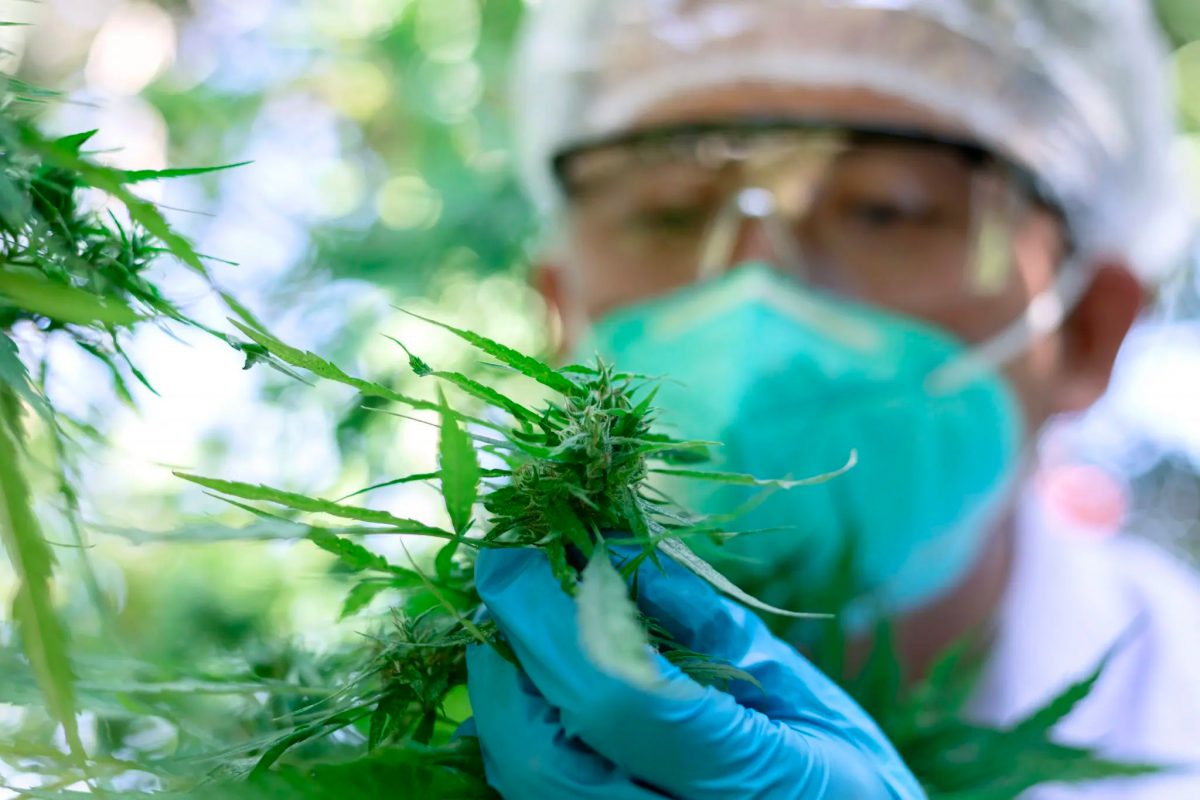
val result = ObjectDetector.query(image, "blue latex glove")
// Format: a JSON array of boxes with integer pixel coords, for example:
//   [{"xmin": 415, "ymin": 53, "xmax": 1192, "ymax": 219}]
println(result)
[{"xmin": 465, "ymin": 546, "xmax": 926, "ymax": 799}]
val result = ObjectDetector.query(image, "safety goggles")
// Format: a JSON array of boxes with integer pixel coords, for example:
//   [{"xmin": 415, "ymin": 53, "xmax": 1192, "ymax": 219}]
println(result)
[{"xmin": 553, "ymin": 120, "xmax": 1073, "ymax": 323}]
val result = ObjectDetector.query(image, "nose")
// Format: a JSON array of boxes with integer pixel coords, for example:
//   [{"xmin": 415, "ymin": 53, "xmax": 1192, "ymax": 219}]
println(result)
[
  {"xmin": 698, "ymin": 187, "xmax": 808, "ymax": 279},
  {"xmin": 729, "ymin": 217, "xmax": 780, "ymax": 268}
]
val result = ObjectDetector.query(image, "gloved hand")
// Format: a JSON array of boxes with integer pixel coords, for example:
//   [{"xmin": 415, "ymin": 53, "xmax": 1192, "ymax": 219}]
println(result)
[{"xmin": 465, "ymin": 545, "xmax": 926, "ymax": 799}]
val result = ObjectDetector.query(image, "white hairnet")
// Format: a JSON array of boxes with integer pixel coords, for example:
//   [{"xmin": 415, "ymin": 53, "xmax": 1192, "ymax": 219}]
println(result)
[{"xmin": 512, "ymin": 0, "xmax": 1195, "ymax": 283}]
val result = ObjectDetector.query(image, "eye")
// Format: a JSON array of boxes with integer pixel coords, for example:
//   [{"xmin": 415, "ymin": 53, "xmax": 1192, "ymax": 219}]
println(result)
[
  {"xmin": 846, "ymin": 199, "xmax": 939, "ymax": 228},
  {"xmin": 624, "ymin": 204, "xmax": 711, "ymax": 235}
]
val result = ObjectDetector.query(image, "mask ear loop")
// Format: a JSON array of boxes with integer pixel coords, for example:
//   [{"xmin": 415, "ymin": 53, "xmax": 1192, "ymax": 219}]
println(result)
[
  {"xmin": 924, "ymin": 256, "xmax": 1094, "ymax": 395},
  {"xmin": 926, "ymin": 164, "xmax": 1094, "ymax": 396}
]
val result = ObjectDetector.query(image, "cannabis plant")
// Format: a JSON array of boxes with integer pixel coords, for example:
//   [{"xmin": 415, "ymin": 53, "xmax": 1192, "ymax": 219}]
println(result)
[
  {"xmin": 138, "ymin": 315, "xmax": 1152, "ymax": 799},
  {"xmin": 0, "ymin": 70, "xmax": 245, "ymax": 779}
]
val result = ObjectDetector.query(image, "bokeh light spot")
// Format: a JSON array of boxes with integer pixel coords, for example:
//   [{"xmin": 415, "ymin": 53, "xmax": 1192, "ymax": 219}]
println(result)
[
  {"xmin": 304, "ymin": 0, "xmax": 412, "ymax": 40},
  {"xmin": 420, "ymin": 59, "xmax": 483, "ymax": 122},
  {"xmin": 415, "ymin": 0, "xmax": 480, "ymax": 63},
  {"xmin": 317, "ymin": 61, "xmax": 392, "ymax": 121},
  {"xmin": 315, "ymin": 160, "xmax": 367, "ymax": 219},
  {"xmin": 376, "ymin": 175, "xmax": 442, "ymax": 229},
  {"xmin": 85, "ymin": 2, "xmax": 176, "ymax": 96}
]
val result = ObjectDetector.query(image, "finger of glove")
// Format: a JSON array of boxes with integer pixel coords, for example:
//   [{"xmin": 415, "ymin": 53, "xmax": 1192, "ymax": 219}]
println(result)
[
  {"xmin": 475, "ymin": 547, "xmax": 886, "ymax": 798},
  {"xmin": 465, "ymin": 641, "xmax": 670, "ymax": 800},
  {"xmin": 618, "ymin": 546, "xmax": 842, "ymax": 711},
  {"xmin": 623, "ymin": 548, "xmax": 925, "ymax": 796}
]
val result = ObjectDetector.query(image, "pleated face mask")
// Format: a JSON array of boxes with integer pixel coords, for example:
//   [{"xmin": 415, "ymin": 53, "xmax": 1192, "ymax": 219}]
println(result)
[{"xmin": 574, "ymin": 263, "xmax": 1023, "ymax": 624}]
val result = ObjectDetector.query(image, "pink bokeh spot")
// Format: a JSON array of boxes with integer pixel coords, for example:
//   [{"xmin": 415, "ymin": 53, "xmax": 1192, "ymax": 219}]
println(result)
[{"xmin": 1035, "ymin": 463, "xmax": 1129, "ymax": 537}]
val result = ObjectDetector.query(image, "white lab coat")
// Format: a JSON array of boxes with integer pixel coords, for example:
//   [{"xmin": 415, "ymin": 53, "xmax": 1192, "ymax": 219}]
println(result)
[{"xmin": 968, "ymin": 486, "xmax": 1200, "ymax": 798}]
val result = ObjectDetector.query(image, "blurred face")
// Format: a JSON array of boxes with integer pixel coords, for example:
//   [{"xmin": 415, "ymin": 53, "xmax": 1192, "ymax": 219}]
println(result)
[{"xmin": 542, "ymin": 84, "xmax": 1143, "ymax": 436}]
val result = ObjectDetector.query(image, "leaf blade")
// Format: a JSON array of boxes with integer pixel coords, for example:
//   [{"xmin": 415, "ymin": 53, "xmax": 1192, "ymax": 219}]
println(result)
[
  {"xmin": 403, "ymin": 310, "xmax": 576, "ymax": 396},
  {"xmin": 438, "ymin": 388, "xmax": 481, "ymax": 537},
  {"xmin": 231, "ymin": 321, "xmax": 499, "ymax": 430},
  {"xmin": 651, "ymin": 449, "xmax": 858, "ymax": 489},
  {"xmin": 658, "ymin": 538, "xmax": 830, "ymax": 620},
  {"xmin": 173, "ymin": 472, "xmax": 457, "ymax": 540}
]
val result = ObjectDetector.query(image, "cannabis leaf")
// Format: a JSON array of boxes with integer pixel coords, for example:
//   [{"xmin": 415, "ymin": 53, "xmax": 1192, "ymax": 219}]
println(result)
[{"xmin": 439, "ymin": 388, "xmax": 481, "ymax": 535}]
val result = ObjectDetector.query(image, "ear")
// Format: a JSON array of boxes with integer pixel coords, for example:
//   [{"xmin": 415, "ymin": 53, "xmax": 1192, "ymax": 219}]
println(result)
[{"xmin": 1052, "ymin": 261, "xmax": 1144, "ymax": 413}]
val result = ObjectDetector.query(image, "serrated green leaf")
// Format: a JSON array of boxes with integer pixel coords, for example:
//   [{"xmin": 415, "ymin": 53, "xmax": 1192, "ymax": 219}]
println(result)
[
  {"xmin": 104, "ymin": 337, "xmax": 159, "ymax": 401},
  {"xmin": 663, "ymin": 652, "xmax": 764, "ymax": 692},
  {"xmin": 340, "ymin": 581, "xmax": 393, "ymax": 619},
  {"xmin": 545, "ymin": 537, "xmax": 578, "ymax": 595},
  {"xmin": 219, "ymin": 291, "xmax": 270, "ymax": 336},
  {"xmin": 546, "ymin": 498, "xmax": 593, "ymax": 557},
  {"xmin": 658, "ymin": 538, "xmax": 830, "ymax": 620},
  {"xmin": 403, "ymin": 310, "xmax": 577, "ymax": 395},
  {"xmin": 651, "ymin": 449, "xmax": 857, "ymax": 488},
  {"xmin": 847, "ymin": 620, "xmax": 904, "ymax": 728},
  {"xmin": 631, "ymin": 384, "xmax": 661, "ymax": 418},
  {"xmin": 230, "ymin": 320, "xmax": 499, "ymax": 430},
  {"xmin": 99, "ymin": 517, "xmax": 383, "ymax": 544},
  {"xmin": 52, "ymin": 129, "xmax": 98, "ymax": 155},
  {"xmin": 576, "ymin": 549, "xmax": 658, "ymax": 687},
  {"xmin": 0, "ymin": 332, "xmax": 50, "ymax": 420},
  {"xmin": 118, "ymin": 160, "xmax": 252, "ymax": 184},
  {"xmin": 23, "ymin": 129, "xmax": 210, "ymax": 274},
  {"xmin": 439, "ymin": 388, "xmax": 480, "ymax": 538},
  {"xmin": 337, "ymin": 468, "xmax": 510, "ymax": 503},
  {"xmin": 1012, "ymin": 645, "xmax": 1117, "ymax": 737},
  {"xmin": 433, "ymin": 369, "xmax": 537, "ymax": 424},
  {"xmin": 309, "ymin": 529, "xmax": 392, "ymax": 572},
  {"xmin": 173, "ymin": 472, "xmax": 457, "ymax": 541},
  {"xmin": 434, "ymin": 540, "xmax": 459, "ymax": 582},
  {"xmin": 388, "ymin": 335, "xmax": 433, "ymax": 376},
  {"xmin": 2, "ymin": 76, "xmax": 60, "ymax": 101}
]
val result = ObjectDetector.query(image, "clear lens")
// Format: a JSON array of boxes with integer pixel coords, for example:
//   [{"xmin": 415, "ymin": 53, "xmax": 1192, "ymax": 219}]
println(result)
[{"xmin": 562, "ymin": 129, "xmax": 1032, "ymax": 318}]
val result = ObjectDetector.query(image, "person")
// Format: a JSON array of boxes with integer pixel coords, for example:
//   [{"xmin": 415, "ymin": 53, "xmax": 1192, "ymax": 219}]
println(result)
[{"xmin": 464, "ymin": 1, "xmax": 1200, "ymax": 797}]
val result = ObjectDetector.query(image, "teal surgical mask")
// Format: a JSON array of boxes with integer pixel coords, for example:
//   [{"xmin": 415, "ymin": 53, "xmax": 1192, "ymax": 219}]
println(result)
[{"xmin": 572, "ymin": 263, "xmax": 1024, "ymax": 625}]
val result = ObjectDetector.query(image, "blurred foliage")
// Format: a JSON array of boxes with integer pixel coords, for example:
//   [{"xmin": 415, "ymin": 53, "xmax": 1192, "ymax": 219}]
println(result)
[
  {"xmin": 0, "ymin": 62, "xmax": 307, "ymax": 798},
  {"xmin": 114, "ymin": 0, "xmax": 536, "ymax": 293},
  {"xmin": 1157, "ymin": 0, "xmax": 1200, "ymax": 49}
]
